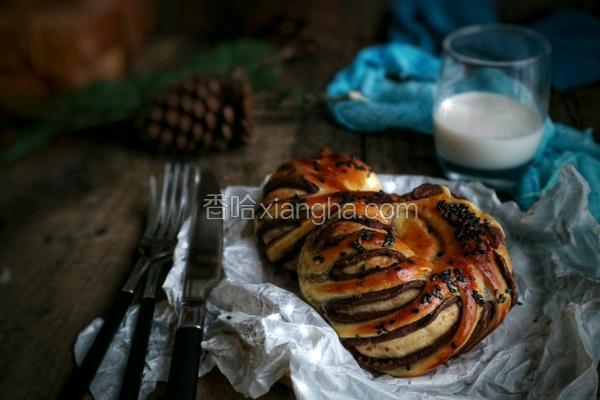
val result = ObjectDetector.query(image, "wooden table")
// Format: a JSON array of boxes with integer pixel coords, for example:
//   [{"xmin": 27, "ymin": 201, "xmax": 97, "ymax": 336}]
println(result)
[{"xmin": 0, "ymin": 1, "xmax": 598, "ymax": 399}]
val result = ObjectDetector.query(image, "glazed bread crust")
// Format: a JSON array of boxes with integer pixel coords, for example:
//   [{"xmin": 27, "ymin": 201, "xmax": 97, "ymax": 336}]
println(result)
[
  {"xmin": 298, "ymin": 184, "xmax": 515, "ymax": 377},
  {"xmin": 255, "ymin": 149, "xmax": 381, "ymax": 268}
]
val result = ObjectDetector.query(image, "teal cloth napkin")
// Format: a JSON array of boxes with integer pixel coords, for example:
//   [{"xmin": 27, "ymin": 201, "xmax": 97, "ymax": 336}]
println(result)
[{"xmin": 326, "ymin": 0, "xmax": 600, "ymax": 219}]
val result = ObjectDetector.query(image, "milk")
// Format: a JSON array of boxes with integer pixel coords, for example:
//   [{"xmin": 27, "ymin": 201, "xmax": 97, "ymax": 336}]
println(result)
[{"xmin": 434, "ymin": 92, "xmax": 544, "ymax": 170}]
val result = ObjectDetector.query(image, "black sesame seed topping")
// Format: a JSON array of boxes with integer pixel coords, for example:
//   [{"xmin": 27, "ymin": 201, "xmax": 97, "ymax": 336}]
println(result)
[
  {"xmin": 375, "ymin": 322, "xmax": 388, "ymax": 335},
  {"xmin": 447, "ymin": 281, "xmax": 458, "ymax": 293},
  {"xmin": 421, "ymin": 293, "xmax": 433, "ymax": 304},
  {"xmin": 355, "ymin": 164, "xmax": 366, "ymax": 171},
  {"xmin": 453, "ymin": 268, "xmax": 466, "ymax": 282},
  {"xmin": 498, "ymin": 293, "xmax": 507, "ymax": 304},
  {"xmin": 312, "ymin": 255, "xmax": 324, "ymax": 263},
  {"xmin": 383, "ymin": 231, "xmax": 395, "ymax": 247},
  {"xmin": 471, "ymin": 290, "xmax": 485, "ymax": 306},
  {"xmin": 451, "ymin": 341, "xmax": 457, "ymax": 349},
  {"xmin": 432, "ymin": 288, "xmax": 443, "ymax": 299},
  {"xmin": 430, "ymin": 274, "xmax": 438, "ymax": 281},
  {"xmin": 411, "ymin": 308, "xmax": 420, "ymax": 314},
  {"xmin": 439, "ymin": 269, "xmax": 452, "ymax": 284},
  {"xmin": 359, "ymin": 231, "xmax": 374, "ymax": 241},
  {"xmin": 350, "ymin": 240, "xmax": 365, "ymax": 253},
  {"xmin": 436, "ymin": 251, "xmax": 444, "ymax": 258},
  {"xmin": 437, "ymin": 200, "xmax": 496, "ymax": 255}
]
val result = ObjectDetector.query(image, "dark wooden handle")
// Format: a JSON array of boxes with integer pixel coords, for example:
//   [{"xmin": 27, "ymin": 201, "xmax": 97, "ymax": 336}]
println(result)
[
  {"xmin": 118, "ymin": 297, "xmax": 156, "ymax": 400},
  {"xmin": 59, "ymin": 291, "xmax": 134, "ymax": 400},
  {"xmin": 166, "ymin": 326, "xmax": 203, "ymax": 400}
]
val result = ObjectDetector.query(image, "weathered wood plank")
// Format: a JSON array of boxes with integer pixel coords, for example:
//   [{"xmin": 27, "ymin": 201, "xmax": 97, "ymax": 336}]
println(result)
[{"xmin": 0, "ymin": 145, "xmax": 153, "ymax": 399}]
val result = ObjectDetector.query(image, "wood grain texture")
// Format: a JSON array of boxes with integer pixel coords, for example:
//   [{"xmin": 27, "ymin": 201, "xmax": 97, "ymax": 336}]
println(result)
[{"xmin": 0, "ymin": 1, "xmax": 598, "ymax": 399}]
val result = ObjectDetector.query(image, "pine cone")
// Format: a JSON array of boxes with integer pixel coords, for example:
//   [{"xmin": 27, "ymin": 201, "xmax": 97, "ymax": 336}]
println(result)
[{"xmin": 135, "ymin": 69, "xmax": 253, "ymax": 154}]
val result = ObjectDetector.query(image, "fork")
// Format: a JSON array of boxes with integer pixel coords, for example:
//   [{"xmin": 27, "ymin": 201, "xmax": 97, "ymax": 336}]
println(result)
[
  {"xmin": 59, "ymin": 163, "xmax": 199, "ymax": 400},
  {"xmin": 118, "ymin": 163, "xmax": 200, "ymax": 400}
]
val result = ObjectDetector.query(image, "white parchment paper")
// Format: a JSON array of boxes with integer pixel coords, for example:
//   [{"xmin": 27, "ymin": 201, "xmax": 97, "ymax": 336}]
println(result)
[{"xmin": 75, "ymin": 166, "xmax": 600, "ymax": 400}]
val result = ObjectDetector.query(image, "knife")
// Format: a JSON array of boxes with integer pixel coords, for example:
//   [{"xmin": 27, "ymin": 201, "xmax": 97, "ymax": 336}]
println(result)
[{"xmin": 167, "ymin": 170, "xmax": 223, "ymax": 400}]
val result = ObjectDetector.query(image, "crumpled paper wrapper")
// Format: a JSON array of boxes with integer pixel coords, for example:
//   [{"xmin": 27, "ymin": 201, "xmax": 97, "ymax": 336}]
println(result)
[{"xmin": 75, "ymin": 165, "xmax": 600, "ymax": 400}]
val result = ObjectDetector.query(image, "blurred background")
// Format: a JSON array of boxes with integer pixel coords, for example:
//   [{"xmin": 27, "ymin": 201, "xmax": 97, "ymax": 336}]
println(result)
[
  {"xmin": 1, "ymin": 0, "xmax": 598, "ymax": 96},
  {"xmin": 1, "ymin": 0, "xmax": 598, "ymax": 159}
]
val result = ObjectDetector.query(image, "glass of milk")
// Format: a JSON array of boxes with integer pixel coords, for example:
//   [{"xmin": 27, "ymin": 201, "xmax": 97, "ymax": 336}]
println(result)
[{"xmin": 434, "ymin": 24, "xmax": 551, "ymax": 190}]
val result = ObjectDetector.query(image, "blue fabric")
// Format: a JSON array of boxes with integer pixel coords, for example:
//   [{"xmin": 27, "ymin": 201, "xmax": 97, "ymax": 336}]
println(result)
[
  {"xmin": 516, "ymin": 122, "xmax": 600, "ymax": 213},
  {"xmin": 326, "ymin": 0, "xmax": 600, "ymax": 220},
  {"xmin": 328, "ymin": 44, "xmax": 439, "ymax": 133}
]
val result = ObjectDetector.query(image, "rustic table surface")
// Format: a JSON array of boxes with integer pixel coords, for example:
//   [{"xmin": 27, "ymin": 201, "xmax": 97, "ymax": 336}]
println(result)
[{"xmin": 0, "ymin": 1, "xmax": 598, "ymax": 399}]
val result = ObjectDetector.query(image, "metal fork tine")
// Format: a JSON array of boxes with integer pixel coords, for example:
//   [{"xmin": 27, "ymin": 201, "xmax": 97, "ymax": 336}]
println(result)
[
  {"xmin": 156, "ymin": 163, "xmax": 173, "ymax": 237},
  {"xmin": 146, "ymin": 163, "xmax": 201, "ymax": 241},
  {"xmin": 169, "ymin": 164, "xmax": 186, "ymax": 228},
  {"xmin": 144, "ymin": 175, "xmax": 158, "ymax": 237},
  {"xmin": 172, "ymin": 164, "xmax": 184, "ymax": 231},
  {"xmin": 160, "ymin": 164, "xmax": 176, "ymax": 238}
]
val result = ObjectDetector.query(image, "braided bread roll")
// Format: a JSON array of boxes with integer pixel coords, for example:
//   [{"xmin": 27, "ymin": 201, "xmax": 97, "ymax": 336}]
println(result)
[
  {"xmin": 298, "ymin": 184, "xmax": 516, "ymax": 377},
  {"xmin": 255, "ymin": 150, "xmax": 381, "ymax": 269}
]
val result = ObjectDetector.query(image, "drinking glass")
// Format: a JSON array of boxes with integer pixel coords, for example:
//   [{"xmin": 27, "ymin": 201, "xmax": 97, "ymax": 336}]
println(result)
[{"xmin": 434, "ymin": 24, "xmax": 551, "ymax": 190}]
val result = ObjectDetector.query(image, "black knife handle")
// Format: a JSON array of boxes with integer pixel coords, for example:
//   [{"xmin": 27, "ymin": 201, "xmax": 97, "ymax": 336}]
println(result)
[
  {"xmin": 119, "ymin": 297, "xmax": 156, "ymax": 400},
  {"xmin": 167, "ymin": 326, "xmax": 203, "ymax": 400},
  {"xmin": 59, "ymin": 290, "xmax": 134, "ymax": 400}
]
